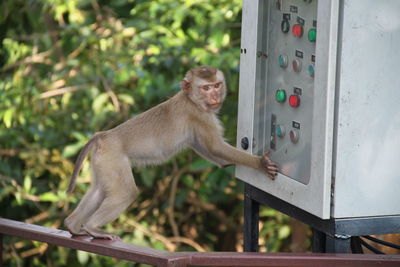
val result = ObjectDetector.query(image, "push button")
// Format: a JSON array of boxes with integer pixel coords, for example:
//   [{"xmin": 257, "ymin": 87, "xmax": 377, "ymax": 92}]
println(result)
[
  {"xmin": 275, "ymin": 89, "xmax": 286, "ymax": 103},
  {"xmin": 292, "ymin": 59, "xmax": 302, "ymax": 72},
  {"xmin": 308, "ymin": 28, "xmax": 317, "ymax": 42},
  {"xmin": 308, "ymin": 64, "xmax": 315, "ymax": 78},
  {"xmin": 289, "ymin": 129, "xmax": 300, "ymax": 143},
  {"xmin": 276, "ymin": 125, "xmax": 286, "ymax": 138},
  {"xmin": 289, "ymin": 94, "xmax": 300, "ymax": 108},
  {"xmin": 278, "ymin": 55, "xmax": 288, "ymax": 68},
  {"xmin": 292, "ymin": 24, "xmax": 303, "ymax": 38}
]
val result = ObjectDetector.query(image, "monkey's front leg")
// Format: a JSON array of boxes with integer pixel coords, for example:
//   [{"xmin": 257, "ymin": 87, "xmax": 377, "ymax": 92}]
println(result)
[
  {"xmin": 260, "ymin": 151, "xmax": 278, "ymax": 180},
  {"xmin": 201, "ymin": 139, "xmax": 279, "ymax": 179},
  {"xmin": 221, "ymin": 150, "xmax": 278, "ymax": 180},
  {"xmin": 235, "ymin": 149, "xmax": 278, "ymax": 179}
]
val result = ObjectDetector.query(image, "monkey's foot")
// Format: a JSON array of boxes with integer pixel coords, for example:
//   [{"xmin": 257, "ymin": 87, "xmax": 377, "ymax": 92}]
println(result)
[
  {"xmin": 64, "ymin": 218, "xmax": 87, "ymax": 236},
  {"xmin": 82, "ymin": 227, "xmax": 121, "ymax": 241},
  {"xmin": 70, "ymin": 230, "xmax": 90, "ymax": 236}
]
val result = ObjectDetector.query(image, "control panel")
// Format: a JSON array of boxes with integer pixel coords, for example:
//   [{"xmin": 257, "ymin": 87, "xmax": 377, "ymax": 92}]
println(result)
[
  {"xmin": 237, "ymin": 0, "xmax": 400, "ymax": 219},
  {"xmin": 236, "ymin": 0, "xmax": 337, "ymax": 219},
  {"xmin": 253, "ymin": 0, "xmax": 317, "ymax": 185}
]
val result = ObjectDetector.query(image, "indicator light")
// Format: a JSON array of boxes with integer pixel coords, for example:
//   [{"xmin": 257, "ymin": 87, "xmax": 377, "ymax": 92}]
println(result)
[
  {"xmin": 275, "ymin": 89, "xmax": 286, "ymax": 103},
  {"xmin": 289, "ymin": 94, "xmax": 300, "ymax": 107},
  {"xmin": 308, "ymin": 64, "xmax": 315, "ymax": 78},
  {"xmin": 292, "ymin": 24, "xmax": 303, "ymax": 37},
  {"xmin": 308, "ymin": 28, "xmax": 317, "ymax": 42},
  {"xmin": 281, "ymin": 20, "xmax": 290, "ymax": 33},
  {"xmin": 278, "ymin": 55, "xmax": 288, "ymax": 68},
  {"xmin": 289, "ymin": 129, "xmax": 300, "ymax": 143},
  {"xmin": 276, "ymin": 125, "xmax": 286, "ymax": 138},
  {"xmin": 292, "ymin": 59, "xmax": 302, "ymax": 72}
]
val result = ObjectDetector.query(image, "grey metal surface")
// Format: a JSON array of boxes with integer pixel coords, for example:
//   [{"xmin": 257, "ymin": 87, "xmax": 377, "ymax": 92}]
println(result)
[
  {"xmin": 262, "ymin": 0, "xmax": 318, "ymax": 185},
  {"xmin": 236, "ymin": 0, "xmax": 339, "ymax": 219},
  {"xmin": 332, "ymin": 0, "xmax": 400, "ymax": 218},
  {"xmin": 236, "ymin": 0, "xmax": 261, "ymax": 158}
]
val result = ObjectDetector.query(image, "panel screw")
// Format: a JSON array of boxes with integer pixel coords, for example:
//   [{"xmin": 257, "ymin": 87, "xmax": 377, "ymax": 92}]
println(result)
[{"xmin": 257, "ymin": 51, "xmax": 268, "ymax": 58}]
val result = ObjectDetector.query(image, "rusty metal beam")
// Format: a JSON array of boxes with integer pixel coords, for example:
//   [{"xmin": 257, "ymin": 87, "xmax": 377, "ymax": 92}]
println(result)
[
  {"xmin": 0, "ymin": 218, "xmax": 187, "ymax": 267},
  {"xmin": 1, "ymin": 218, "xmax": 399, "ymax": 267},
  {"xmin": 1, "ymin": 233, "xmax": 3, "ymax": 267},
  {"xmin": 187, "ymin": 252, "xmax": 400, "ymax": 267}
]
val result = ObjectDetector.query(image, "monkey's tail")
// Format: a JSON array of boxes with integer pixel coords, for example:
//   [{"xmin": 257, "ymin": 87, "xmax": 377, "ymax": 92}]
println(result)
[{"xmin": 67, "ymin": 133, "xmax": 102, "ymax": 193}]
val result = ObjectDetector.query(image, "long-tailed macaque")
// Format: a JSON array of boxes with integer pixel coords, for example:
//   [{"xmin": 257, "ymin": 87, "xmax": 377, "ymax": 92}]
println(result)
[{"xmin": 65, "ymin": 66, "xmax": 278, "ymax": 240}]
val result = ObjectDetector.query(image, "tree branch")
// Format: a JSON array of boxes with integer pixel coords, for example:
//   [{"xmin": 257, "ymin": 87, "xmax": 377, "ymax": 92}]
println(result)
[
  {"xmin": 1, "ymin": 50, "xmax": 52, "ymax": 72},
  {"xmin": 167, "ymin": 161, "xmax": 185, "ymax": 238},
  {"xmin": 99, "ymin": 74, "xmax": 121, "ymax": 112},
  {"xmin": 40, "ymin": 85, "xmax": 87, "ymax": 99}
]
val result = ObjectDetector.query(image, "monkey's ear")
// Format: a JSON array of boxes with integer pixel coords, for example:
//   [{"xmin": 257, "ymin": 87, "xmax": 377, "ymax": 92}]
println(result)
[{"xmin": 181, "ymin": 78, "xmax": 191, "ymax": 94}]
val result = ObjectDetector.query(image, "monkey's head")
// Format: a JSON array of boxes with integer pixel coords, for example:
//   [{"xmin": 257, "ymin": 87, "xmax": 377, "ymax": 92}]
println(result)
[{"xmin": 181, "ymin": 66, "xmax": 227, "ymax": 113}]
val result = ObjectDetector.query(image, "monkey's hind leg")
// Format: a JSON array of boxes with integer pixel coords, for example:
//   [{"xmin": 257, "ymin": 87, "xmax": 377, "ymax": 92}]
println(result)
[
  {"xmin": 82, "ymin": 158, "xmax": 138, "ymax": 240},
  {"xmin": 64, "ymin": 184, "xmax": 104, "ymax": 236}
]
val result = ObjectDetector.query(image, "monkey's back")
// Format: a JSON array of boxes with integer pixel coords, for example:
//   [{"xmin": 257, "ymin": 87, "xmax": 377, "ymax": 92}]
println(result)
[{"xmin": 102, "ymin": 92, "xmax": 193, "ymax": 166}]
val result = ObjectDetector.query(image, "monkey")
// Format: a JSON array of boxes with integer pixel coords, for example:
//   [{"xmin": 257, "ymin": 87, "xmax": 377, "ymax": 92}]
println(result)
[{"xmin": 64, "ymin": 66, "xmax": 278, "ymax": 240}]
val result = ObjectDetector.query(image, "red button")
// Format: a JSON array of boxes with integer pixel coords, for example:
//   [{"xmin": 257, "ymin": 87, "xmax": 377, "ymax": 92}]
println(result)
[
  {"xmin": 292, "ymin": 24, "xmax": 303, "ymax": 38},
  {"xmin": 289, "ymin": 95, "xmax": 300, "ymax": 107}
]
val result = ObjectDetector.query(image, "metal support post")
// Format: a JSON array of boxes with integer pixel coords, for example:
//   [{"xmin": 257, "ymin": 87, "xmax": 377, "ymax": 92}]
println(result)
[
  {"xmin": 325, "ymin": 234, "xmax": 352, "ymax": 253},
  {"xmin": 312, "ymin": 228, "xmax": 326, "ymax": 253},
  {"xmin": 244, "ymin": 183, "xmax": 260, "ymax": 252}
]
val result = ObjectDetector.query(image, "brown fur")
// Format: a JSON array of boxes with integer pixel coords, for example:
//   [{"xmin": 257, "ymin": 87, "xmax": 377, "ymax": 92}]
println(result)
[
  {"xmin": 190, "ymin": 65, "xmax": 217, "ymax": 80},
  {"xmin": 64, "ymin": 66, "xmax": 278, "ymax": 240}
]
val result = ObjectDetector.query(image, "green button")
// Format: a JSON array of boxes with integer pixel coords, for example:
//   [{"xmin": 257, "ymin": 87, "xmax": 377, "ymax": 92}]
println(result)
[
  {"xmin": 308, "ymin": 28, "xmax": 316, "ymax": 42},
  {"xmin": 278, "ymin": 55, "xmax": 288, "ymax": 68},
  {"xmin": 308, "ymin": 64, "xmax": 315, "ymax": 78},
  {"xmin": 275, "ymin": 89, "xmax": 286, "ymax": 103},
  {"xmin": 276, "ymin": 125, "xmax": 286, "ymax": 138}
]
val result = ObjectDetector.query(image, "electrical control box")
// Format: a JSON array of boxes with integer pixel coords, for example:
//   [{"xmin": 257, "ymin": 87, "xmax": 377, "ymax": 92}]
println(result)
[{"xmin": 236, "ymin": 0, "xmax": 400, "ymax": 219}]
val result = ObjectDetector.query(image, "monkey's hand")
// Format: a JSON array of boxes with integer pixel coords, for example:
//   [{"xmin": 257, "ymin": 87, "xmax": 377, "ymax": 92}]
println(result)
[{"xmin": 261, "ymin": 151, "xmax": 278, "ymax": 180}]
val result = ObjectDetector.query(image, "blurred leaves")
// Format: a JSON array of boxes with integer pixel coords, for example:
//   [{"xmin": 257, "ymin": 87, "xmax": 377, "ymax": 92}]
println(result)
[{"xmin": 0, "ymin": 0, "xmax": 294, "ymax": 266}]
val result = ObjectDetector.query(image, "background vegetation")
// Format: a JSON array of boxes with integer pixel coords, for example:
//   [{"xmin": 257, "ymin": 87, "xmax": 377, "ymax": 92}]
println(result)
[{"xmin": 1, "ymin": 0, "xmax": 307, "ymax": 266}]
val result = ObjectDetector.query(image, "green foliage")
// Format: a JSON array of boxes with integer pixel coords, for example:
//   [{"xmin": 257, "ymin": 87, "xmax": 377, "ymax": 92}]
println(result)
[{"xmin": 0, "ymin": 0, "xmax": 294, "ymax": 265}]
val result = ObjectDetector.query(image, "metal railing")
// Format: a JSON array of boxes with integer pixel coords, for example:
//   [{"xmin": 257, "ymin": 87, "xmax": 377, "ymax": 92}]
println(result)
[{"xmin": 1, "ymin": 218, "xmax": 399, "ymax": 267}]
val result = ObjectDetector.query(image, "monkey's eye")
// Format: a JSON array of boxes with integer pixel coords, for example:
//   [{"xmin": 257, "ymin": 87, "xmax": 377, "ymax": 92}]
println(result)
[
  {"xmin": 214, "ymin": 82, "xmax": 222, "ymax": 89},
  {"xmin": 202, "ymin": 85, "xmax": 211, "ymax": 91}
]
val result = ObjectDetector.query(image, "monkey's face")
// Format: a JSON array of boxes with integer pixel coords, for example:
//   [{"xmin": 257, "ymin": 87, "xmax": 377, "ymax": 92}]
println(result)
[
  {"xmin": 197, "ymin": 80, "xmax": 225, "ymax": 112},
  {"xmin": 190, "ymin": 69, "xmax": 226, "ymax": 112},
  {"xmin": 181, "ymin": 67, "xmax": 227, "ymax": 112}
]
